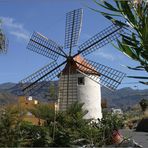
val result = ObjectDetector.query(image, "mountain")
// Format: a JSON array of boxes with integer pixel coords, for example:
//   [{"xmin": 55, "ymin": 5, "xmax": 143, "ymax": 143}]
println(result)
[
  {"xmin": 101, "ymin": 87, "xmax": 148, "ymax": 109},
  {"xmin": 0, "ymin": 82, "xmax": 148, "ymax": 108},
  {"xmin": 0, "ymin": 92, "xmax": 18, "ymax": 105},
  {"xmin": 0, "ymin": 82, "xmax": 16, "ymax": 90}
]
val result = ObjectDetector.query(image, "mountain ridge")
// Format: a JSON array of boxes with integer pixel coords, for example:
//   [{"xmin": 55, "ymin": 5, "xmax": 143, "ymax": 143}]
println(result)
[{"xmin": 0, "ymin": 82, "xmax": 147, "ymax": 108}]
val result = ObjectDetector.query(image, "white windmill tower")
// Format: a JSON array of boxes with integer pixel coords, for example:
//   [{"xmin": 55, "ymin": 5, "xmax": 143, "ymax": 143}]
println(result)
[
  {"xmin": 20, "ymin": 8, "xmax": 125, "ymax": 120},
  {"xmin": 58, "ymin": 55, "xmax": 102, "ymax": 119}
]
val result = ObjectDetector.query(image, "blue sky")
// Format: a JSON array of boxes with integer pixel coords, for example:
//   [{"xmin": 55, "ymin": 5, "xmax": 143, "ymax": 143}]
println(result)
[{"xmin": 0, "ymin": 0, "xmax": 147, "ymax": 90}]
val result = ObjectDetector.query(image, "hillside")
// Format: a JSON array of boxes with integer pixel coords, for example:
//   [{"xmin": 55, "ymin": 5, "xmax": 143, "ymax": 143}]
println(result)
[
  {"xmin": 101, "ymin": 87, "xmax": 148, "ymax": 109},
  {"xmin": 0, "ymin": 82, "xmax": 148, "ymax": 108}
]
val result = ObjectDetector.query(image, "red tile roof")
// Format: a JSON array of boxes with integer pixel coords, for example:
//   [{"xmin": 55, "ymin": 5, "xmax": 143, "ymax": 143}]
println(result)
[{"xmin": 62, "ymin": 55, "xmax": 100, "ymax": 76}]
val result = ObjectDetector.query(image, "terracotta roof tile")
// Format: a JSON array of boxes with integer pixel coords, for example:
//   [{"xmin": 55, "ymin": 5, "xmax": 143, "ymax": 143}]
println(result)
[{"xmin": 62, "ymin": 55, "xmax": 100, "ymax": 76}]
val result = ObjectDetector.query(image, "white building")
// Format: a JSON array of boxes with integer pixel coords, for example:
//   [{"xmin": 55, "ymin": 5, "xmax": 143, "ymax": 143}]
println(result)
[
  {"xmin": 58, "ymin": 55, "xmax": 102, "ymax": 119},
  {"xmin": 111, "ymin": 108, "xmax": 123, "ymax": 115}
]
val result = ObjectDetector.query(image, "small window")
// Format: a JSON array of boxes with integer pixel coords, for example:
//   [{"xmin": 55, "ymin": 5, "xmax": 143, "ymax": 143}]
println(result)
[{"xmin": 78, "ymin": 77, "xmax": 85, "ymax": 85}]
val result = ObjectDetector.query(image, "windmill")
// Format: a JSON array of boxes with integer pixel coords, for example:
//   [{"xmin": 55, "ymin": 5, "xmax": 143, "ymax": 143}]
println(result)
[
  {"xmin": 20, "ymin": 8, "xmax": 126, "ymax": 119},
  {"xmin": 0, "ymin": 21, "xmax": 8, "ymax": 53}
]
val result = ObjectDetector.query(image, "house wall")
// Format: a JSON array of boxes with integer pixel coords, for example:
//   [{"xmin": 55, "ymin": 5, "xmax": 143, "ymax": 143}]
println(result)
[
  {"xmin": 58, "ymin": 73, "xmax": 102, "ymax": 119},
  {"xmin": 58, "ymin": 74, "xmax": 78, "ymax": 111},
  {"xmin": 77, "ymin": 73, "xmax": 102, "ymax": 120}
]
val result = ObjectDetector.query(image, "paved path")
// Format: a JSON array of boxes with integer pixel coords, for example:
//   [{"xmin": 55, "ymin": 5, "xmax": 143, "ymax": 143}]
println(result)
[{"xmin": 120, "ymin": 129, "xmax": 148, "ymax": 148}]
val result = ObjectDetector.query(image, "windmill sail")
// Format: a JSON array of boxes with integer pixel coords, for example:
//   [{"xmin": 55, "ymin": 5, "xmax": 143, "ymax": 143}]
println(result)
[
  {"xmin": 64, "ymin": 8, "xmax": 83, "ymax": 52},
  {"xmin": 20, "ymin": 8, "xmax": 125, "ymax": 98},
  {"xmin": 27, "ymin": 32, "xmax": 65, "ymax": 61},
  {"xmin": 75, "ymin": 58, "xmax": 126, "ymax": 90},
  {"xmin": 78, "ymin": 24, "xmax": 123, "ymax": 57},
  {"xmin": 19, "ymin": 8, "xmax": 126, "ymax": 120},
  {"xmin": 20, "ymin": 61, "xmax": 65, "ymax": 95}
]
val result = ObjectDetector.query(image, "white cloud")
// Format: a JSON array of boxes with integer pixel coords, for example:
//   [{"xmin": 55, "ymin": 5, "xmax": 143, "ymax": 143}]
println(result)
[
  {"xmin": 10, "ymin": 31, "xmax": 29, "ymax": 41},
  {"xmin": 95, "ymin": 51, "xmax": 115, "ymax": 61},
  {"xmin": 0, "ymin": 16, "xmax": 30, "ymax": 42}
]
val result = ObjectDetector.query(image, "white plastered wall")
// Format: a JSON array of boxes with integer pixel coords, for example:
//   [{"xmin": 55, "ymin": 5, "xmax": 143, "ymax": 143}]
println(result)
[
  {"xmin": 77, "ymin": 73, "xmax": 102, "ymax": 120},
  {"xmin": 58, "ymin": 72, "xmax": 102, "ymax": 120}
]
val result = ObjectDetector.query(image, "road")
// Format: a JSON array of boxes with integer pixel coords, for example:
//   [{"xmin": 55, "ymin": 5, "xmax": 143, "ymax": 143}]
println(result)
[{"xmin": 120, "ymin": 129, "xmax": 148, "ymax": 148}]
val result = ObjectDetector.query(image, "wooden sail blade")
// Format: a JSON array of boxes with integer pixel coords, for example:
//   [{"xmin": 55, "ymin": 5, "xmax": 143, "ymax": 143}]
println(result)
[
  {"xmin": 20, "ymin": 61, "xmax": 66, "ymax": 95},
  {"xmin": 64, "ymin": 8, "xmax": 83, "ymax": 53},
  {"xmin": 27, "ymin": 32, "xmax": 66, "ymax": 61},
  {"xmin": 78, "ymin": 24, "xmax": 123, "ymax": 57},
  {"xmin": 75, "ymin": 58, "xmax": 126, "ymax": 90}
]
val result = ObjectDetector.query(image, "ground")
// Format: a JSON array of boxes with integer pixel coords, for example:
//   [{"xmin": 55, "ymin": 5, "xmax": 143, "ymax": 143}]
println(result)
[{"xmin": 120, "ymin": 129, "xmax": 148, "ymax": 148}]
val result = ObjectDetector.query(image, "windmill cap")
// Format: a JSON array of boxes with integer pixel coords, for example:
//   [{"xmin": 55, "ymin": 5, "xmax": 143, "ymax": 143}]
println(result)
[{"xmin": 60, "ymin": 55, "xmax": 100, "ymax": 76}]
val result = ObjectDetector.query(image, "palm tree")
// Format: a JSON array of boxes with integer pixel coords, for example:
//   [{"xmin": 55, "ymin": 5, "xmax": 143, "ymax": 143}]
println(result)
[{"xmin": 93, "ymin": 0, "xmax": 148, "ymax": 84}]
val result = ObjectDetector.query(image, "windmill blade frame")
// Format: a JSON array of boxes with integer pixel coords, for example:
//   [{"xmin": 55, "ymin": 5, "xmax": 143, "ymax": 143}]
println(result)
[
  {"xmin": 20, "ymin": 61, "xmax": 66, "ymax": 95},
  {"xmin": 64, "ymin": 8, "xmax": 83, "ymax": 55},
  {"xmin": 27, "ymin": 32, "xmax": 67, "ymax": 61},
  {"xmin": 76, "ymin": 24, "xmax": 123, "ymax": 57},
  {"xmin": 75, "ymin": 59, "xmax": 126, "ymax": 90},
  {"xmin": 20, "ymin": 8, "xmax": 126, "ymax": 98}
]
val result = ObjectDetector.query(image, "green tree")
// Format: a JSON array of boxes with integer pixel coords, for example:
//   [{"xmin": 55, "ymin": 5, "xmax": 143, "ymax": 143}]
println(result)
[
  {"xmin": 20, "ymin": 122, "xmax": 52, "ymax": 147},
  {"xmin": 29, "ymin": 104, "xmax": 55, "ymax": 125},
  {"xmin": 53, "ymin": 102, "xmax": 90, "ymax": 146},
  {"xmin": 0, "ymin": 106, "xmax": 27, "ymax": 147},
  {"xmin": 0, "ymin": 105, "xmax": 53, "ymax": 147},
  {"xmin": 0, "ymin": 102, "xmax": 124, "ymax": 147},
  {"xmin": 93, "ymin": 0, "xmax": 148, "ymax": 84},
  {"xmin": 99, "ymin": 112, "xmax": 123, "ymax": 145},
  {"xmin": 49, "ymin": 81, "xmax": 56, "ymax": 99}
]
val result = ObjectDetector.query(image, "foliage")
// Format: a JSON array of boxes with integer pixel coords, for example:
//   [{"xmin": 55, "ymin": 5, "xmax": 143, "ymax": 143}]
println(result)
[
  {"xmin": 97, "ymin": 112, "xmax": 123, "ymax": 145},
  {"xmin": 49, "ymin": 81, "xmax": 56, "ymax": 99},
  {"xmin": 29, "ymin": 104, "xmax": 55, "ymax": 125},
  {"xmin": 20, "ymin": 122, "xmax": 52, "ymax": 147},
  {"xmin": 0, "ymin": 106, "xmax": 26, "ymax": 147},
  {"xmin": 53, "ymin": 102, "xmax": 90, "ymax": 146},
  {"xmin": 93, "ymin": 0, "xmax": 148, "ymax": 84},
  {"xmin": 139, "ymin": 98, "xmax": 148, "ymax": 112},
  {"xmin": 0, "ymin": 102, "xmax": 124, "ymax": 147},
  {"xmin": 54, "ymin": 102, "xmax": 123, "ymax": 147}
]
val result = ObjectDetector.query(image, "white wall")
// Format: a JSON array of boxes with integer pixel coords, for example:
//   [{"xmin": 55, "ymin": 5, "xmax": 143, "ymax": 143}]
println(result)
[
  {"xmin": 58, "ymin": 73, "xmax": 102, "ymax": 120},
  {"xmin": 77, "ymin": 73, "xmax": 102, "ymax": 120}
]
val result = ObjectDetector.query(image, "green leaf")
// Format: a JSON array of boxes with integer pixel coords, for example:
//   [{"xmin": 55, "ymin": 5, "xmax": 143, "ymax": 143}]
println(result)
[
  {"xmin": 122, "ymin": 34, "xmax": 140, "ymax": 45},
  {"xmin": 127, "ymin": 66, "xmax": 145, "ymax": 71},
  {"xmin": 103, "ymin": 1, "xmax": 121, "ymax": 12},
  {"xmin": 100, "ymin": 12, "xmax": 125, "ymax": 26},
  {"xmin": 120, "ymin": 1, "xmax": 137, "ymax": 27},
  {"xmin": 94, "ymin": 0, "xmax": 148, "ymax": 84},
  {"xmin": 111, "ymin": 42, "xmax": 121, "ymax": 51},
  {"xmin": 122, "ymin": 38, "xmax": 137, "ymax": 49},
  {"xmin": 128, "ymin": 76, "xmax": 148, "ymax": 79},
  {"xmin": 90, "ymin": 7, "xmax": 121, "ymax": 17},
  {"xmin": 93, "ymin": 0, "xmax": 111, "ymax": 10},
  {"xmin": 117, "ymin": 39, "xmax": 138, "ymax": 60},
  {"xmin": 139, "ymin": 81, "xmax": 148, "ymax": 85},
  {"xmin": 114, "ymin": 0, "xmax": 121, "ymax": 10}
]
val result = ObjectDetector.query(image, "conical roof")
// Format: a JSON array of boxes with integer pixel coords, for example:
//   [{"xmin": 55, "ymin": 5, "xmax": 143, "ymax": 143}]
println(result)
[{"xmin": 62, "ymin": 55, "xmax": 100, "ymax": 76}]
